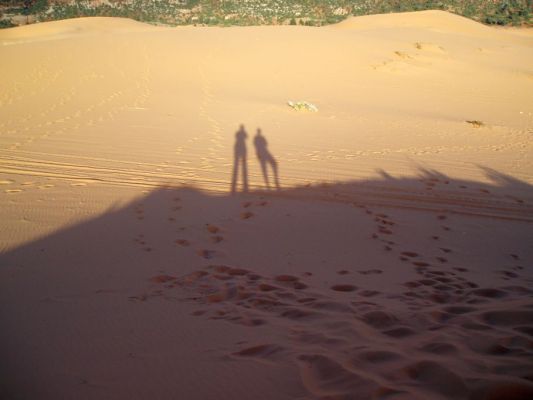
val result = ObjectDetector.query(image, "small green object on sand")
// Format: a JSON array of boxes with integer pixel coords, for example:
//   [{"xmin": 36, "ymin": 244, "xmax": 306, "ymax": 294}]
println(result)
[{"xmin": 288, "ymin": 100, "xmax": 318, "ymax": 112}]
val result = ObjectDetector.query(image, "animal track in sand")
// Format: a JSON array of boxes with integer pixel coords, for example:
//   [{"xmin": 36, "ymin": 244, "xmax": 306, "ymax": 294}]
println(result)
[{"xmin": 5, "ymin": 189, "xmax": 22, "ymax": 194}]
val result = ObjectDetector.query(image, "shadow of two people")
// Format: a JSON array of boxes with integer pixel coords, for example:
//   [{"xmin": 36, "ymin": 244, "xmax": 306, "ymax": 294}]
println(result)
[{"xmin": 231, "ymin": 124, "xmax": 280, "ymax": 193}]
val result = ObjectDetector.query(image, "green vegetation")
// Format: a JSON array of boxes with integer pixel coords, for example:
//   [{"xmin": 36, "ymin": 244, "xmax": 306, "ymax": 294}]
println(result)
[
  {"xmin": 466, "ymin": 120, "xmax": 484, "ymax": 128},
  {"xmin": 0, "ymin": 18, "xmax": 16, "ymax": 27},
  {"xmin": 0, "ymin": 0, "xmax": 531, "ymax": 28}
]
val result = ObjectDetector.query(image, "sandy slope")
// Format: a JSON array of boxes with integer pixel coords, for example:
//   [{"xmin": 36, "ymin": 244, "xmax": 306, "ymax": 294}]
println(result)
[
  {"xmin": 0, "ymin": 12, "xmax": 532, "ymax": 250},
  {"xmin": 1, "ymin": 11, "xmax": 533, "ymax": 400}
]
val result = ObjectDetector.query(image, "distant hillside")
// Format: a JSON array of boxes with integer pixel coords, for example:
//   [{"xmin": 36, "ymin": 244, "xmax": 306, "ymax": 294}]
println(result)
[{"xmin": 1, "ymin": 0, "xmax": 531, "ymax": 28}]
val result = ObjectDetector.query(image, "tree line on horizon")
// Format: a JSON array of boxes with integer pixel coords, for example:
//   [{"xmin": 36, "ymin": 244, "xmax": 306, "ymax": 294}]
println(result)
[{"xmin": 0, "ymin": 0, "xmax": 531, "ymax": 29}]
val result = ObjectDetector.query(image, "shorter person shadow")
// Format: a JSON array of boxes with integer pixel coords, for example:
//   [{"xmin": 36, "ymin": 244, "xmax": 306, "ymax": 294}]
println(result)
[
  {"xmin": 253, "ymin": 128, "xmax": 280, "ymax": 191},
  {"xmin": 231, "ymin": 125, "xmax": 280, "ymax": 193}
]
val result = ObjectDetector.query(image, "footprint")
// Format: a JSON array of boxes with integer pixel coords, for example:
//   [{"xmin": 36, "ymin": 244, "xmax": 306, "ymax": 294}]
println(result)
[
  {"xmin": 258, "ymin": 283, "xmax": 279, "ymax": 292},
  {"xmin": 413, "ymin": 261, "xmax": 430, "ymax": 267},
  {"xmin": 382, "ymin": 327, "xmax": 415, "ymax": 338},
  {"xmin": 331, "ymin": 284, "xmax": 357, "ymax": 292},
  {"xmin": 197, "ymin": 249, "xmax": 216, "ymax": 259},
  {"xmin": 420, "ymin": 342, "xmax": 458, "ymax": 355},
  {"xmin": 150, "ymin": 275, "xmax": 177, "ymax": 284},
  {"xmin": 297, "ymin": 354, "xmax": 380, "ymax": 398},
  {"xmin": 471, "ymin": 288, "xmax": 508, "ymax": 299},
  {"xmin": 453, "ymin": 267, "xmax": 468, "ymax": 272},
  {"xmin": 394, "ymin": 51, "xmax": 412, "ymax": 59},
  {"xmin": 5, "ymin": 189, "xmax": 22, "ymax": 193},
  {"xmin": 356, "ymin": 350, "xmax": 402, "ymax": 363},
  {"xmin": 337, "ymin": 270, "xmax": 350, "ymax": 275},
  {"xmin": 482, "ymin": 309, "xmax": 533, "ymax": 326},
  {"xmin": 206, "ymin": 224, "xmax": 220, "ymax": 234},
  {"xmin": 414, "ymin": 42, "xmax": 446, "ymax": 53},
  {"xmin": 233, "ymin": 344, "xmax": 284, "ymax": 359},
  {"xmin": 274, "ymin": 275, "xmax": 299, "ymax": 282},
  {"xmin": 241, "ymin": 211, "xmax": 254, "ymax": 220},
  {"xmin": 401, "ymin": 360, "xmax": 467, "ymax": 398},
  {"xmin": 210, "ymin": 235, "xmax": 224, "ymax": 244},
  {"xmin": 361, "ymin": 310, "xmax": 398, "ymax": 329},
  {"xmin": 358, "ymin": 269, "xmax": 383, "ymax": 275}
]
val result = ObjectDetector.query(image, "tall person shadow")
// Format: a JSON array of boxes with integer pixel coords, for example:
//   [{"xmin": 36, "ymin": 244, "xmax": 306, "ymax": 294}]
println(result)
[
  {"xmin": 253, "ymin": 128, "xmax": 280, "ymax": 190},
  {"xmin": 231, "ymin": 124, "xmax": 249, "ymax": 194}
]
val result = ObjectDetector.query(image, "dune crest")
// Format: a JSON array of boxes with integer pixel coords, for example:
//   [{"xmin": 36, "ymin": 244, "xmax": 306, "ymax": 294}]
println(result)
[
  {"xmin": 0, "ymin": 16, "xmax": 157, "ymax": 43},
  {"xmin": 333, "ymin": 10, "xmax": 495, "ymax": 34}
]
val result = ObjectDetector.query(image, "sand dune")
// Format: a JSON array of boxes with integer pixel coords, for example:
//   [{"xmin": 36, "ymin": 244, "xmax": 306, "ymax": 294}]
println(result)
[{"xmin": 1, "ymin": 10, "xmax": 532, "ymax": 400}]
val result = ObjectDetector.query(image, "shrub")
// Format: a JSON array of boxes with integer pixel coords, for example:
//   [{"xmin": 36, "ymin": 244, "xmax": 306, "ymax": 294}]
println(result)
[{"xmin": 0, "ymin": 18, "xmax": 17, "ymax": 28}]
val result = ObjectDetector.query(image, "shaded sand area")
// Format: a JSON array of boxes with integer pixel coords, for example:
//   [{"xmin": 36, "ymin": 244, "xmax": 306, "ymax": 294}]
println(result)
[{"xmin": 1, "ymin": 10, "xmax": 533, "ymax": 400}]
